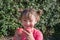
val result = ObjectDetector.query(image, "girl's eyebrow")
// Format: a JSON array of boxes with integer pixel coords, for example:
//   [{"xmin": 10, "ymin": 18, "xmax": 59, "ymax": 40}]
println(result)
[{"xmin": 23, "ymin": 18, "xmax": 32, "ymax": 21}]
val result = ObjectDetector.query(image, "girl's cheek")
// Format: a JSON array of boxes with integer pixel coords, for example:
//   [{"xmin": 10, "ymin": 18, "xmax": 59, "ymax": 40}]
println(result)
[{"xmin": 22, "ymin": 21, "xmax": 26, "ymax": 25}]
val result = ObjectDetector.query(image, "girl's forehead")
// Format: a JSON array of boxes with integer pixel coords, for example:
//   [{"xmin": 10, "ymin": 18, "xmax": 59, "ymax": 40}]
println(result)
[{"xmin": 22, "ymin": 14, "xmax": 36, "ymax": 20}]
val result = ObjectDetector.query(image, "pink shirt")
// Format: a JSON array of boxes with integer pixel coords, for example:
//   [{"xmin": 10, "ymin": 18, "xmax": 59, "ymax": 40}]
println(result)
[{"xmin": 13, "ymin": 28, "xmax": 43, "ymax": 40}]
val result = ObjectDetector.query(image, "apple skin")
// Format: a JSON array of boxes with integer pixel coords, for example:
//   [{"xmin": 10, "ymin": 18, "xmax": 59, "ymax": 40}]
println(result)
[
  {"xmin": 17, "ymin": 27, "xmax": 32, "ymax": 35},
  {"xmin": 25, "ymin": 27, "xmax": 32, "ymax": 33},
  {"xmin": 17, "ymin": 28, "xmax": 23, "ymax": 35}
]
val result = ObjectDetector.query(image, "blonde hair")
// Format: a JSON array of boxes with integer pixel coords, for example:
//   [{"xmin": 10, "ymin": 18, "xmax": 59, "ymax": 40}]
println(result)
[{"xmin": 18, "ymin": 8, "xmax": 43, "ymax": 22}]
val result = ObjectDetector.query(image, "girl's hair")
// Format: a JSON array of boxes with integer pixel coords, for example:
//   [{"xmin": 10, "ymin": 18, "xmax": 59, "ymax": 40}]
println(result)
[{"xmin": 18, "ymin": 8, "xmax": 43, "ymax": 22}]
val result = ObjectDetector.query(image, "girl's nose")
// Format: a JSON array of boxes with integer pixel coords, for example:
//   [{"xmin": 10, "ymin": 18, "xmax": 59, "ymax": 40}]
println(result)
[{"xmin": 27, "ymin": 21, "xmax": 30, "ymax": 25}]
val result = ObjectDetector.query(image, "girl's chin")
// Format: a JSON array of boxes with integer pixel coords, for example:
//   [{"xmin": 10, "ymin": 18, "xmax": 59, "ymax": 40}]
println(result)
[
  {"xmin": 24, "ymin": 26, "xmax": 33, "ymax": 28},
  {"xmin": 24, "ymin": 26, "xmax": 31, "ymax": 28}
]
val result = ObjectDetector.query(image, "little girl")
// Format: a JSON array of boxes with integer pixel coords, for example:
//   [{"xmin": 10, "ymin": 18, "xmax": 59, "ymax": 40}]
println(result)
[{"xmin": 13, "ymin": 8, "xmax": 43, "ymax": 40}]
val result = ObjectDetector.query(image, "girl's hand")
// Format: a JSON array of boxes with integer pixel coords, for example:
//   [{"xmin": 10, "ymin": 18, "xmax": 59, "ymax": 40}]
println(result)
[
  {"xmin": 13, "ymin": 28, "xmax": 23, "ymax": 40},
  {"xmin": 13, "ymin": 30, "xmax": 22, "ymax": 40},
  {"xmin": 23, "ymin": 29, "xmax": 35, "ymax": 40}
]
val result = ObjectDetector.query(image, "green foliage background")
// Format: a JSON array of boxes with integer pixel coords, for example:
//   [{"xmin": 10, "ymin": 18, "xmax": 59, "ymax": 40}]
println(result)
[{"xmin": 0, "ymin": 0, "xmax": 60, "ymax": 40}]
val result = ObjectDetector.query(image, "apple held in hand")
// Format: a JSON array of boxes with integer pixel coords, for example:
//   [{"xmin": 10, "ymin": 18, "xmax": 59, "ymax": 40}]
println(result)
[
  {"xmin": 25, "ymin": 27, "xmax": 32, "ymax": 33},
  {"xmin": 17, "ymin": 28, "xmax": 23, "ymax": 35}
]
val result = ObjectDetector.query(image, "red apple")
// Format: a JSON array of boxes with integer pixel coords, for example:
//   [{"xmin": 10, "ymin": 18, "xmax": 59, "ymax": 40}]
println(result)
[
  {"xmin": 25, "ymin": 27, "xmax": 32, "ymax": 33},
  {"xmin": 17, "ymin": 28, "xmax": 23, "ymax": 35}
]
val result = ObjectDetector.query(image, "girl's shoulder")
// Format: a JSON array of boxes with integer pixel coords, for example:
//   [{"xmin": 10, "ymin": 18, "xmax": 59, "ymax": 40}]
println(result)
[
  {"xmin": 33, "ymin": 28, "xmax": 42, "ymax": 33},
  {"xmin": 33, "ymin": 28, "xmax": 43, "ymax": 36},
  {"xmin": 33, "ymin": 28, "xmax": 43, "ymax": 40}
]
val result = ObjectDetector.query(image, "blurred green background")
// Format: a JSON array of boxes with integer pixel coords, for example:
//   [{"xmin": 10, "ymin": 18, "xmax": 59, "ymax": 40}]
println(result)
[{"xmin": 0, "ymin": 0, "xmax": 60, "ymax": 40}]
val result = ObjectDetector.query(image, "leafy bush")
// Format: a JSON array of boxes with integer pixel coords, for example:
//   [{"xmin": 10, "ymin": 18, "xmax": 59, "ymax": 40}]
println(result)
[{"xmin": 0, "ymin": 0, "xmax": 60, "ymax": 40}]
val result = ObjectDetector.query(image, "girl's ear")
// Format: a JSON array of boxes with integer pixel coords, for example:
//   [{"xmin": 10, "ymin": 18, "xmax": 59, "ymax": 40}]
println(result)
[
  {"xmin": 18, "ymin": 8, "xmax": 23, "ymax": 22},
  {"xmin": 37, "ymin": 9, "xmax": 43, "ymax": 16}
]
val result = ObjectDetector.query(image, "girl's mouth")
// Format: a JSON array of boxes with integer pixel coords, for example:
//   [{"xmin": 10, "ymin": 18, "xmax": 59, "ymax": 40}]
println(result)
[{"xmin": 25, "ymin": 24, "xmax": 33, "ymax": 27}]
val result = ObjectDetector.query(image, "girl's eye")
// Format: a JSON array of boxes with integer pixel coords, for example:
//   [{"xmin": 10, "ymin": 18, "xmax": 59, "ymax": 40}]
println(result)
[
  {"xmin": 23, "ymin": 19, "xmax": 32, "ymax": 22},
  {"xmin": 23, "ymin": 20, "xmax": 27, "ymax": 21},
  {"xmin": 30, "ymin": 20, "xmax": 32, "ymax": 22}
]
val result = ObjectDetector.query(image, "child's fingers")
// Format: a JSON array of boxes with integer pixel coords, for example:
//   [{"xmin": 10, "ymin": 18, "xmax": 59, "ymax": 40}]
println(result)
[
  {"xmin": 23, "ymin": 30, "xmax": 30, "ymax": 35},
  {"xmin": 23, "ymin": 28, "xmax": 31, "ymax": 33}
]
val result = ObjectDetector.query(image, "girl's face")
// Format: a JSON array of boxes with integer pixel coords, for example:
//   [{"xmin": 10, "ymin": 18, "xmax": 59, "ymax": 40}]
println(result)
[{"xmin": 21, "ymin": 15, "xmax": 37, "ymax": 29}]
